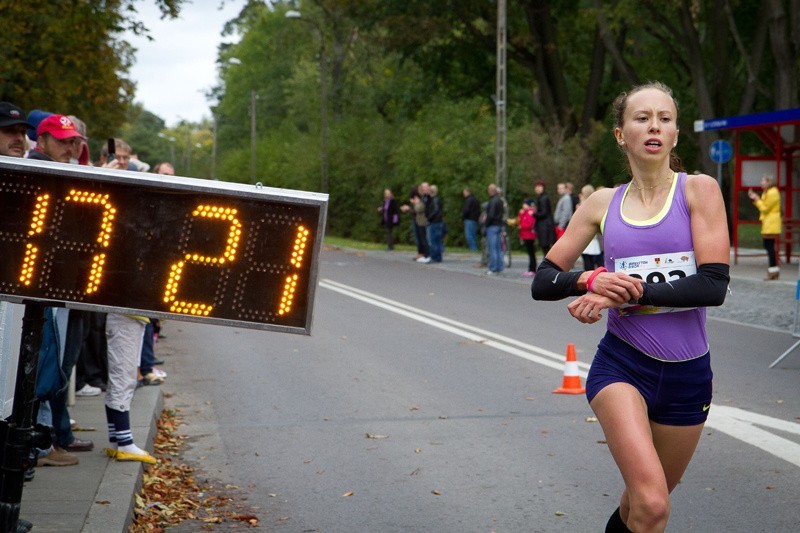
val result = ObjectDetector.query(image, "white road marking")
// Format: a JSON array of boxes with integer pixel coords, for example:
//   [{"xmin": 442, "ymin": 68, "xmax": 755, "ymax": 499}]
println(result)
[{"xmin": 321, "ymin": 278, "xmax": 800, "ymax": 468}]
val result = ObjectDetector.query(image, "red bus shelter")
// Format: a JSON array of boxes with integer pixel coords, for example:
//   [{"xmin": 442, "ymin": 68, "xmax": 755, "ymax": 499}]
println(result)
[{"xmin": 695, "ymin": 108, "xmax": 800, "ymax": 264}]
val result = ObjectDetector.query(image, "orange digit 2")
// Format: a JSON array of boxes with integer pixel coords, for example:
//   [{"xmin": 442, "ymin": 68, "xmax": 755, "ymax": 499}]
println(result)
[
  {"xmin": 163, "ymin": 205, "xmax": 242, "ymax": 316},
  {"xmin": 277, "ymin": 225, "xmax": 310, "ymax": 316}
]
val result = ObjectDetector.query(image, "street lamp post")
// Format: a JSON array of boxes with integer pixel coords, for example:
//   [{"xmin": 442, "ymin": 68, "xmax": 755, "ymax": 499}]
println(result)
[
  {"xmin": 250, "ymin": 89, "xmax": 257, "ymax": 183},
  {"xmin": 286, "ymin": 9, "xmax": 329, "ymax": 194},
  {"xmin": 227, "ymin": 57, "xmax": 258, "ymax": 183}
]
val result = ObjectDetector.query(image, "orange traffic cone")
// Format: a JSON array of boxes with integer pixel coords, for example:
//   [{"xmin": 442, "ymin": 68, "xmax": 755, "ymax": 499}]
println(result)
[{"xmin": 553, "ymin": 343, "xmax": 586, "ymax": 395}]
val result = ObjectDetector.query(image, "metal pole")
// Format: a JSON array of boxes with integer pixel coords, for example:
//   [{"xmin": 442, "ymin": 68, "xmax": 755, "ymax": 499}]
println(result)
[
  {"xmin": 250, "ymin": 89, "xmax": 257, "ymax": 183},
  {"xmin": 496, "ymin": 0, "xmax": 507, "ymax": 194},
  {"xmin": 319, "ymin": 37, "xmax": 329, "ymax": 194},
  {"xmin": 211, "ymin": 116, "xmax": 218, "ymax": 180},
  {"xmin": 0, "ymin": 304, "xmax": 51, "ymax": 532}
]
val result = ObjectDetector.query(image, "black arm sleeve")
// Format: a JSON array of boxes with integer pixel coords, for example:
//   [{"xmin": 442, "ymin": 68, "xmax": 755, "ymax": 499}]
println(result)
[
  {"xmin": 531, "ymin": 258, "xmax": 586, "ymax": 301},
  {"xmin": 637, "ymin": 263, "xmax": 730, "ymax": 308}
]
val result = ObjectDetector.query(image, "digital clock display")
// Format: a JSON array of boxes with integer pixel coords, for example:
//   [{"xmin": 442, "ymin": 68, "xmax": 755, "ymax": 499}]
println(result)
[{"xmin": 0, "ymin": 157, "xmax": 328, "ymax": 334}]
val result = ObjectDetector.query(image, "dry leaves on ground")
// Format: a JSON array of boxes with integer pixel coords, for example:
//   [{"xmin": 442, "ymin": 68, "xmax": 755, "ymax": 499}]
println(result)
[{"xmin": 129, "ymin": 409, "xmax": 259, "ymax": 531}]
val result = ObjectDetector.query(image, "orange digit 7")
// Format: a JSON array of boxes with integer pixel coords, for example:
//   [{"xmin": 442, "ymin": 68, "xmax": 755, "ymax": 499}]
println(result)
[
  {"xmin": 19, "ymin": 190, "xmax": 115, "ymax": 294},
  {"xmin": 163, "ymin": 205, "xmax": 242, "ymax": 316}
]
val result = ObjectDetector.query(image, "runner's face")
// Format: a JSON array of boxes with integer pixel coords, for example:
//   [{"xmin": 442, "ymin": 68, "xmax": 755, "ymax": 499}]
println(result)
[
  {"xmin": 616, "ymin": 88, "xmax": 678, "ymax": 162},
  {"xmin": 0, "ymin": 124, "xmax": 28, "ymax": 157}
]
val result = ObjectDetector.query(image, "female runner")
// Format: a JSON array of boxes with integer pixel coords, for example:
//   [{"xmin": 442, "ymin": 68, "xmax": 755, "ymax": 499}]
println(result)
[{"xmin": 532, "ymin": 82, "xmax": 729, "ymax": 532}]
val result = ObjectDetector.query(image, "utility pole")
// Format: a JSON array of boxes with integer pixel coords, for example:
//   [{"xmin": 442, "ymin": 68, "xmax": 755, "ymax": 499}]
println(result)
[
  {"xmin": 496, "ymin": 0, "xmax": 507, "ymax": 194},
  {"xmin": 250, "ymin": 89, "xmax": 257, "ymax": 183}
]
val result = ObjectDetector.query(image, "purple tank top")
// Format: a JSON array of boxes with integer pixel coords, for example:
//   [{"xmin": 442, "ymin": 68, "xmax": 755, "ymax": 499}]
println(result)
[{"xmin": 603, "ymin": 172, "xmax": 708, "ymax": 361}]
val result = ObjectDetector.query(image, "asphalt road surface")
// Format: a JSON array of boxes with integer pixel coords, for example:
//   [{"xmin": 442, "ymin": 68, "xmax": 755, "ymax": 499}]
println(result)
[{"xmin": 159, "ymin": 248, "xmax": 800, "ymax": 532}]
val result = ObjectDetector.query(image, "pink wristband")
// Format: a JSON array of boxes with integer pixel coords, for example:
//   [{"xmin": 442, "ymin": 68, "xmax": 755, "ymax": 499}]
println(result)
[{"xmin": 586, "ymin": 267, "xmax": 607, "ymax": 293}]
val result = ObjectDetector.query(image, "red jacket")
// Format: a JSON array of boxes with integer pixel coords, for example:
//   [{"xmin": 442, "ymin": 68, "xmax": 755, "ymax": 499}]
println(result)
[{"xmin": 518, "ymin": 208, "xmax": 536, "ymax": 240}]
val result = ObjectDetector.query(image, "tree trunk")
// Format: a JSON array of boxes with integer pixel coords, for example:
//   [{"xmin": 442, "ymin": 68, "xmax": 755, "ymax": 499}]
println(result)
[{"xmin": 765, "ymin": 0, "xmax": 799, "ymax": 109}]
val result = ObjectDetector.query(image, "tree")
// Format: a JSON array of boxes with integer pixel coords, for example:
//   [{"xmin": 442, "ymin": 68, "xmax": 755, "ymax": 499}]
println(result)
[{"xmin": 0, "ymin": 0, "xmax": 184, "ymax": 139}]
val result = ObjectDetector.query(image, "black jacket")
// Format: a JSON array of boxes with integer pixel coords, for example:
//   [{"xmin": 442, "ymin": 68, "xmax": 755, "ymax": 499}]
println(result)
[{"xmin": 462, "ymin": 194, "xmax": 480, "ymax": 222}]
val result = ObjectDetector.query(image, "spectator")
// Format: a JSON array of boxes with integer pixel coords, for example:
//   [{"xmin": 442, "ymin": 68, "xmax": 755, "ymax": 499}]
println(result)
[
  {"xmin": 100, "ymin": 138, "xmax": 157, "ymax": 464},
  {"xmin": 28, "ymin": 114, "xmax": 95, "ymax": 462},
  {"xmin": 748, "ymin": 174, "xmax": 782, "ymax": 280},
  {"xmin": 0, "ymin": 102, "xmax": 31, "ymax": 157},
  {"xmin": 424, "ymin": 182, "xmax": 445, "ymax": 262},
  {"xmin": 378, "ymin": 188, "xmax": 400, "ymax": 251},
  {"xmin": 554, "ymin": 182, "xmax": 573, "ymax": 232},
  {"xmin": 462, "ymin": 188, "xmax": 480, "ymax": 251},
  {"xmin": 485, "ymin": 183, "xmax": 505, "ymax": 274},
  {"xmin": 518, "ymin": 198, "xmax": 537, "ymax": 276},
  {"xmin": 579, "ymin": 184, "xmax": 603, "ymax": 270},
  {"xmin": 153, "ymin": 161, "xmax": 175, "ymax": 175},
  {"xmin": 533, "ymin": 181, "xmax": 556, "ymax": 254}
]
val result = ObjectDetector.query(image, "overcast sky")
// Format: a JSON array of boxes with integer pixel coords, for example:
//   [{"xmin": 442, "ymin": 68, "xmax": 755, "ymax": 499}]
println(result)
[{"xmin": 125, "ymin": 1, "xmax": 243, "ymax": 127}]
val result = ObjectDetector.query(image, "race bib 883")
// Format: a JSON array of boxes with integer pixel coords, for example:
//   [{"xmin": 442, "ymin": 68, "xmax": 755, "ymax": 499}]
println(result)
[{"xmin": 616, "ymin": 251, "xmax": 696, "ymax": 316}]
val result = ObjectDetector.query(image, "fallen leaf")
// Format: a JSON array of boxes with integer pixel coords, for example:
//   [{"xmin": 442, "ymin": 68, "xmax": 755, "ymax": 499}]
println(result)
[
  {"xmin": 432, "ymin": 489, "xmax": 441, "ymax": 496},
  {"xmin": 342, "ymin": 491, "xmax": 354, "ymax": 497},
  {"xmin": 525, "ymin": 397, "xmax": 535, "ymax": 401},
  {"xmin": 415, "ymin": 448, "xmax": 422, "ymax": 454},
  {"xmin": 95, "ymin": 500, "xmax": 111, "ymax": 505},
  {"xmin": 585, "ymin": 417, "xmax": 598, "ymax": 423},
  {"xmin": 555, "ymin": 511, "xmax": 566, "ymax": 517},
  {"xmin": 366, "ymin": 433, "xmax": 389, "ymax": 439}
]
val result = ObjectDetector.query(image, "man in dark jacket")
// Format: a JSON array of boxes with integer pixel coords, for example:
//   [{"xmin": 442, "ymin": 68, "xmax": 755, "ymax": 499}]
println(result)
[
  {"xmin": 485, "ymin": 183, "xmax": 505, "ymax": 274},
  {"xmin": 423, "ymin": 182, "xmax": 445, "ymax": 262},
  {"xmin": 462, "ymin": 188, "xmax": 481, "ymax": 251}
]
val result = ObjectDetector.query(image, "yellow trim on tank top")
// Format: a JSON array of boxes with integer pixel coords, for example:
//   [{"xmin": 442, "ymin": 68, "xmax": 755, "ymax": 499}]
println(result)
[{"xmin": 600, "ymin": 172, "xmax": 678, "ymax": 233}]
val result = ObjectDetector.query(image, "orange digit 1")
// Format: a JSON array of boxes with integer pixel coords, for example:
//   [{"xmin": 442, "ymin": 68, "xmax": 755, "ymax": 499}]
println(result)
[
  {"xmin": 19, "ymin": 190, "xmax": 115, "ymax": 294},
  {"xmin": 277, "ymin": 225, "xmax": 310, "ymax": 316},
  {"xmin": 19, "ymin": 193, "xmax": 51, "ymax": 286},
  {"xmin": 163, "ymin": 205, "xmax": 242, "ymax": 316}
]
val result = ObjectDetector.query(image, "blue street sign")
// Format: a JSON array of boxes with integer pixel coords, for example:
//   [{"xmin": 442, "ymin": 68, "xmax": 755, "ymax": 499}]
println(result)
[{"xmin": 710, "ymin": 139, "xmax": 733, "ymax": 164}]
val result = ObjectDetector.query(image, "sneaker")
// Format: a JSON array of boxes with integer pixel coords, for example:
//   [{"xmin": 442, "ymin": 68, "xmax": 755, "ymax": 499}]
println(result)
[
  {"xmin": 416, "ymin": 257, "xmax": 431, "ymax": 264},
  {"xmin": 76, "ymin": 384, "xmax": 102, "ymax": 397},
  {"xmin": 39, "ymin": 447, "xmax": 79, "ymax": 466},
  {"xmin": 522, "ymin": 271, "xmax": 535, "ymax": 277},
  {"xmin": 115, "ymin": 449, "xmax": 157, "ymax": 465}
]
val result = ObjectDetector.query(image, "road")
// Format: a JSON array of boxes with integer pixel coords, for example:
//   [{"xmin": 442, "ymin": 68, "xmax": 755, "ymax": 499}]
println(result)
[{"xmin": 159, "ymin": 248, "xmax": 800, "ymax": 532}]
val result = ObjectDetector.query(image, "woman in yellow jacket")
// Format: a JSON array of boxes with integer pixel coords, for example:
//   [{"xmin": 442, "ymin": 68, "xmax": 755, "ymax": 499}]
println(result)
[{"xmin": 748, "ymin": 174, "xmax": 782, "ymax": 280}]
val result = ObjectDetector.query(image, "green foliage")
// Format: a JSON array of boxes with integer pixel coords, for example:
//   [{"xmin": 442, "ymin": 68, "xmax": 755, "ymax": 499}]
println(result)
[
  {"xmin": 0, "ymin": 1, "xmax": 184, "ymax": 140},
  {"xmin": 49, "ymin": 0, "xmax": 788, "ymax": 249}
]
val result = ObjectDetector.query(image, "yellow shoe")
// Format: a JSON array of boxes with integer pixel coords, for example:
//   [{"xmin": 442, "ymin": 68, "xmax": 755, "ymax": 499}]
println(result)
[
  {"xmin": 115, "ymin": 450, "xmax": 157, "ymax": 464},
  {"xmin": 103, "ymin": 447, "xmax": 117, "ymax": 458}
]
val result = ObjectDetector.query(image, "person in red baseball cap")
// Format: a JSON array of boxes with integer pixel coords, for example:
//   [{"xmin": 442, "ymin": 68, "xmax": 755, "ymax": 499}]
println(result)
[{"xmin": 31, "ymin": 114, "xmax": 85, "ymax": 163}]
